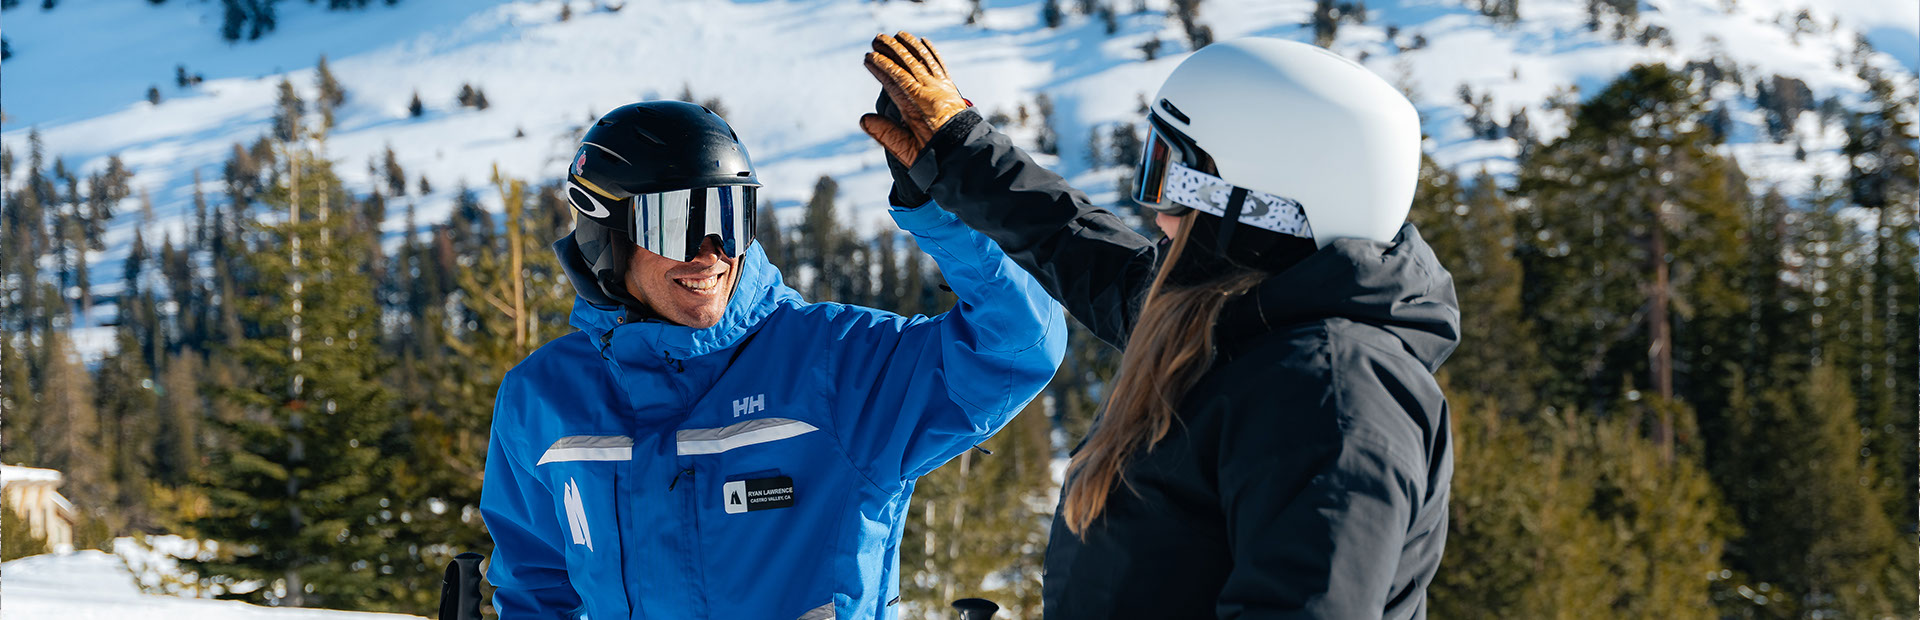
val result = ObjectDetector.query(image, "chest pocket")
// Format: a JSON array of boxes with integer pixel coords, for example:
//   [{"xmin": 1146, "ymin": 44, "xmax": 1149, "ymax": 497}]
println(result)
[
  {"xmin": 538, "ymin": 435, "xmax": 634, "ymax": 618},
  {"xmin": 675, "ymin": 417, "xmax": 850, "ymax": 613},
  {"xmin": 678, "ymin": 418, "xmax": 821, "ymax": 516}
]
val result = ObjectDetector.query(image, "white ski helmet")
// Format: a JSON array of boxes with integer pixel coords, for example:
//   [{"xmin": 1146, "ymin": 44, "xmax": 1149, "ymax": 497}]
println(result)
[{"xmin": 1136, "ymin": 37, "xmax": 1421, "ymax": 248}]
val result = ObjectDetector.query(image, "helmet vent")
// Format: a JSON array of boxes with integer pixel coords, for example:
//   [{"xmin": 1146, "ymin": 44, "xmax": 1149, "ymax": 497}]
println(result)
[
  {"xmin": 632, "ymin": 126, "xmax": 667, "ymax": 146},
  {"xmin": 737, "ymin": 171, "xmax": 752, "ymax": 177},
  {"xmin": 1159, "ymin": 98, "xmax": 1191, "ymax": 124}
]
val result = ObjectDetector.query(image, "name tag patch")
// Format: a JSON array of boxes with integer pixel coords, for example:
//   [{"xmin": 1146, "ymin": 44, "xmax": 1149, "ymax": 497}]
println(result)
[{"xmin": 722, "ymin": 476, "xmax": 795, "ymax": 514}]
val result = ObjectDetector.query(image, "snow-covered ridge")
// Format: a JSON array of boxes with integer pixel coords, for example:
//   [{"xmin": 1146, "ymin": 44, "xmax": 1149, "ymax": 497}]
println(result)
[
  {"xmin": 1, "ymin": 0, "xmax": 1913, "ymax": 358},
  {"xmin": 2, "ymin": 541, "xmax": 425, "ymax": 619}
]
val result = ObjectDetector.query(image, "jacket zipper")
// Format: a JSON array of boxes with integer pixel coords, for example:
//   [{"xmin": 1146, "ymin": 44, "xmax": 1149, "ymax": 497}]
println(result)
[
  {"xmin": 671, "ymin": 465, "xmax": 709, "ymax": 614},
  {"xmin": 599, "ymin": 316, "xmax": 622, "ymax": 359}
]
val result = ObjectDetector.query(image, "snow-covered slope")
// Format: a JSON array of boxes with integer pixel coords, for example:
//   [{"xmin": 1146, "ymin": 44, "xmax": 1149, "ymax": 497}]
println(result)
[
  {"xmin": 1, "ymin": 0, "xmax": 1913, "ymax": 355},
  {"xmin": 2, "ymin": 549, "xmax": 424, "ymax": 620}
]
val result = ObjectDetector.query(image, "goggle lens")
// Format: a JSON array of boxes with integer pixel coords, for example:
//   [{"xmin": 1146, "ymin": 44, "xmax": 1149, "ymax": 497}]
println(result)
[
  {"xmin": 568, "ymin": 180, "xmax": 757, "ymax": 262},
  {"xmin": 1132, "ymin": 120, "xmax": 1191, "ymax": 215}
]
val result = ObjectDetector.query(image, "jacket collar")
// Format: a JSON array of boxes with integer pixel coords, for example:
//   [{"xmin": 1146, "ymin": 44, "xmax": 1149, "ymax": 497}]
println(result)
[
  {"xmin": 1216, "ymin": 222, "xmax": 1461, "ymax": 372},
  {"xmin": 558, "ymin": 234, "xmax": 796, "ymax": 361}
]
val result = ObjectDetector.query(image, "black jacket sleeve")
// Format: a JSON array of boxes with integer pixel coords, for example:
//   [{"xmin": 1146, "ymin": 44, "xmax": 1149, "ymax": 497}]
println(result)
[{"xmin": 893, "ymin": 109, "xmax": 1159, "ymax": 350}]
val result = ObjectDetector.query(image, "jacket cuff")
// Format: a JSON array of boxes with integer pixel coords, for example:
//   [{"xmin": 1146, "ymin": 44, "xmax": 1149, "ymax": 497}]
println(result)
[
  {"xmin": 904, "ymin": 108, "xmax": 987, "ymax": 195},
  {"xmin": 886, "ymin": 153, "xmax": 930, "ymax": 208},
  {"xmin": 886, "ymin": 198, "xmax": 959, "ymax": 232}
]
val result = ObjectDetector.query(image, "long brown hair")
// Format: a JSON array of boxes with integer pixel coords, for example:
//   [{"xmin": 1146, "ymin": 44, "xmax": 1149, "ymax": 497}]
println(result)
[{"xmin": 1060, "ymin": 211, "xmax": 1266, "ymax": 535}]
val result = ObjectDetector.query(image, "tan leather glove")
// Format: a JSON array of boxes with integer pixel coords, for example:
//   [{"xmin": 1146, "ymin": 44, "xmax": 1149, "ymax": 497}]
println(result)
[{"xmin": 860, "ymin": 31, "xmax": 970, "ymax": 168}]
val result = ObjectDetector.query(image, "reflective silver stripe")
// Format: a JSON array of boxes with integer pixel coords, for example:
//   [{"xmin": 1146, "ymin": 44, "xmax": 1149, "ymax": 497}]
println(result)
[
  {"xmin": 796, "ymin": 602, "xmax": 835, "ymax": 620},
  {"xmin": 675, "ymin": 418, "xmax": 819, "ymax": 455},
  {"xmin": 705, "ymin": 187, "xmax": 725, "ymax": 239},
  {"xmin": 537, "ymin": 436, "xmax": 636, "ymax": 465}
]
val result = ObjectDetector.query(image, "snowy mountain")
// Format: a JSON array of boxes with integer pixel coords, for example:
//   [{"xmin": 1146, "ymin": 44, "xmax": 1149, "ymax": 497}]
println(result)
[
  {"xmin": 2, "ymin": 543, "xmax": 424, "ymax": 620},
  {"xmin": 1, "ymin": 0, "xmax": 1914, "ymax": 358}
]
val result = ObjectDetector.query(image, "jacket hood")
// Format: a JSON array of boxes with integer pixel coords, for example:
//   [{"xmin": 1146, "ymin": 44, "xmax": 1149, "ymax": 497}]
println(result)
[
  {"xmin": 555, "ymin": 232, "xmax": 798, "ymax": 360},
  {"xmin": 1217, "ymin": 221, "xmax": 1459, "ymax": 371}
]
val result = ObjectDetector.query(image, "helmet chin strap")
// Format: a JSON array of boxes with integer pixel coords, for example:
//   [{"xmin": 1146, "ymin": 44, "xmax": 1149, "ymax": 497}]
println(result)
[{"xmin": 1218, "ymin": 186, "xmax": 1248, "ymax": 253}]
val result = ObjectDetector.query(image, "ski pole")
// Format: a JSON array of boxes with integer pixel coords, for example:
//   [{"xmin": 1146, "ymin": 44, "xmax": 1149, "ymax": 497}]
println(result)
[
  {"xmin": 437, "ymin": 552, "xmax": 485, "ymax": 620},
  {"xmin": 951, "ymin": 597, "xmax": 999, "ymax": 620}
]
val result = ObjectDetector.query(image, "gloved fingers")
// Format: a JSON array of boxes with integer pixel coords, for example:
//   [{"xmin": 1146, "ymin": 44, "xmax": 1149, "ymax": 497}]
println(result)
[
  {"xmin": 869, "ymin": 35, "xmax": 915, "ymax": 79},
  {"xmin": 899, "ymin": 32, "xmax": 948, "ymax": 82},
  {"xmin": 860, "ymin": 113, "xmax": 921, "ymax": 167},
  {"xmin": 877, "ymin": 33, "xmax": 935, "ymax": 82},
  {"xmin": 924, "ymin": 37, "xmax": 953, "ymax": 81},
  {"xmin": 865, "ymin": 52, "xmax": 933, "ymax": 132}
]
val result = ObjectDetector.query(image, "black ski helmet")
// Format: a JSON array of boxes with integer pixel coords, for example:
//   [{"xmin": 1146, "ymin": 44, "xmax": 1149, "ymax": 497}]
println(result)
[{"xmin": 565, "ymin": 101, "xmax": 760, "ymax": 308}]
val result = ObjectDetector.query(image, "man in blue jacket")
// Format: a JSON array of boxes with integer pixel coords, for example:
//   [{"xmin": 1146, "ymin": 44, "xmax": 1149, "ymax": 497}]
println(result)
[{"xmin": 479, "ymin": 100, "xmax": 1065, "ymax": 620}]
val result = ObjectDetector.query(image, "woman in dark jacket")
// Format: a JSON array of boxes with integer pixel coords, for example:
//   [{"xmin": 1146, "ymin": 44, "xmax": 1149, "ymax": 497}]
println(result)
[{"xmin": 861, "ymin": 34, "xmax": 1460, "ymax": 619}]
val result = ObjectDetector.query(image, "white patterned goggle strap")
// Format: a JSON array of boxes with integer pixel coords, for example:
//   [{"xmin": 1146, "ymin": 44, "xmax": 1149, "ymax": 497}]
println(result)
[{"xmin": 1163, "ymin": 161, "xmax": 1313, "ymax": 240}]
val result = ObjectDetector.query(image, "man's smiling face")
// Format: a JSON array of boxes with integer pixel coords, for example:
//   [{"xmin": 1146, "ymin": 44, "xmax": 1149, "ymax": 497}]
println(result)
[{"xmin": 624, "ymin": 236, "xmax": 738, "ymax": 328}]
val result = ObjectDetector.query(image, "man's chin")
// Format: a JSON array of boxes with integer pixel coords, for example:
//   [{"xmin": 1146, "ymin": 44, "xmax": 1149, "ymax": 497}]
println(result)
[{"xmin": 673, "ymin": 299, "xmax": 732, "ymax": 329}]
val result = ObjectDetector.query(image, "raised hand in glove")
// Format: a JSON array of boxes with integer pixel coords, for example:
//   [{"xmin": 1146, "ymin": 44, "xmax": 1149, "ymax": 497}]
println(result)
[{"xmin": 860, "ymin": 31, "xmax": 971, "ymax": 168}]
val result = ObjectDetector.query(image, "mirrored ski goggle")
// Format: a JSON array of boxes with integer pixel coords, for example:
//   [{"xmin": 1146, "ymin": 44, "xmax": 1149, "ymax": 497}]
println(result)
[
  {"xmin": 566, "ymin": 180, "xmax": 757, "ymax": 262},
  {"xmin": 1132, "ymin": 114, "xmax": 1202, "ymax": 215},
  {"xmin": 1130, "ymin": 116, "xmax": 1315, "ymax": 239}
]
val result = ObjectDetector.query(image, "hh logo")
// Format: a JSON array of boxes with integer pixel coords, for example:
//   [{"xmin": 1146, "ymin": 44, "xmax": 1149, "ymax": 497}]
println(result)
[
  {"xmin": 732, "ymin": 394, "xmax": 767, "ymax": 418},
  {"xmin": 563, "ymin": 478, "xmax": 593, "ymax": 551}
]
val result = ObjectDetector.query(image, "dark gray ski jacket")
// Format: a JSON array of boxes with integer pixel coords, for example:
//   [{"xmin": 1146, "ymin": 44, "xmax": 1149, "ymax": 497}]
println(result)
[{"xmin": 891, "ymin": 109, "xmax": 1461, "ymax": 619}]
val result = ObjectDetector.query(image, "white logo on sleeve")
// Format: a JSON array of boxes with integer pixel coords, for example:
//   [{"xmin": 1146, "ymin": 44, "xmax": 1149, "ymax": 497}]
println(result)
[
  {"xmin": 732, "ymin": 394, "xmax": 767, "ymax": 418},
  {"xmin": 563, "ymin": 478, "xmax": 593, "ymax": 551}
]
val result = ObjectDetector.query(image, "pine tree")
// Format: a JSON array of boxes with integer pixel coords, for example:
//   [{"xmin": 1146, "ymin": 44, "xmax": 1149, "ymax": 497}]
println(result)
[
  {"xmin": 1842, "ymin": 68, "xmax": 1920, "ymax": 547},
  {"xmin": 315, "ymin": 55, "xmax": 347, "ymax": 131},
  {"xmin": 155, "ymin": 351, "xmax": 203, "ymax": 486},
  {"xmin": 756, "ymin": 201, "xmax": 787, "ymax": 269},
  {"xmin": 381, "ymin": 146, "xmax": 406, "ymax": 197},
  {"xmin": 378, "ymin": 168, "xmax": 576, "ymax": 612},
  {"xmin": 272, "ymin": 77, "xmax": 305, "ymax": 143},
  {"xmin": 1430, "ymin": 394, "xmax": 1616, "ymax": 618},
  {"xmin": 797, "ymin": 175, "xmax": 844, "ymax": 300},
  {"xmin": 1514, "ymin": 64, "xmax": 1747, "ymax": 455},
  {"xmin": 0, "ymin": 492, "xmax": 52, "ymax": 560},
  {"xmin": 96, "ymin": 326, "xmax": 159, "ymax": 532},
  {"xmin": 1033, "ymin": 94, "xmax": 1059, "ymax": 155},
  {"xmin": 1578, "ymin": 401, "xmax": 1724, "ymax": 618},
  {"xmin": 1716, "ymin": 364, "xmax": 1904, "ymax": 618},
  {"xmin": 186, "ymin": 138, "xmax": 396, "ymax": 609},
  {"xmin": 0, "ymin": 331, "xmax": 38, "ymax": 467},
  {"xmin": 247, "ymin": 0, "xmax": 278, "ymax": 40},
  {"xmin": 221, "ymin": 0, "xmax": 246, "ymax": 42},
  {"xmin": 1312, "ymin": 0, "xmax": 1339, "ymax": 47},
  {"xmin": 1407, "ymin": 160, "xmax": 1541, "ymax": 413},
  {"xmin": 37, "ymin": 330, "xmax": 113, "ymax": 517},
  {"xmin": 903, "ymin": 398, "xmax": 1053, "ymax": 616}
]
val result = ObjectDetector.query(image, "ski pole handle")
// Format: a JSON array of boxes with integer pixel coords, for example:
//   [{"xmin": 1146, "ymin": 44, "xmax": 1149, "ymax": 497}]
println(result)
[
  {"xmin": 438, "ymin": 552, "xmax": 486, "ymax": 620},
  {"xmin": 952, "ymin": 597, "xmax": 999, "ymax": 620}
]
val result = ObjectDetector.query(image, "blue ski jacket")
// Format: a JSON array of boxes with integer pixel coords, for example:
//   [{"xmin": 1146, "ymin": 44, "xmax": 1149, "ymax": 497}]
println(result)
[{"xmin": 480, "ymin": 201, "xmax": 1066, "ymax": 619}]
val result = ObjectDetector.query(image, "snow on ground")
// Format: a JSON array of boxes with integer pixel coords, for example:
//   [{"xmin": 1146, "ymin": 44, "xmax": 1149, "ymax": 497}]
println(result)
[
  {"xmin": 1, "ymin": 548, "xmax": 424, "ymax": 620},
  {"xmin": 0, "ymin": 0, "xmax": 1913, "ymax": 359}
]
